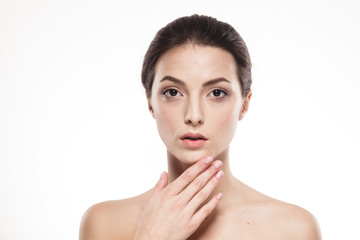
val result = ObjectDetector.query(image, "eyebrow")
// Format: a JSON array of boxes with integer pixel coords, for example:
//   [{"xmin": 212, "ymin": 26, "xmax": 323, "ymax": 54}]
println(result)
[{"xmin": 160, "ymin": 76, "xmax": 231, "ymax": 87}]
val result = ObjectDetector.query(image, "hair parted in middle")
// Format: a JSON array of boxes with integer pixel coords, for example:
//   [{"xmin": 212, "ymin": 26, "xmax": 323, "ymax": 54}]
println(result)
[{"xmin": 141, "ymin": 14, "xmax": 252, "ymax": 99}]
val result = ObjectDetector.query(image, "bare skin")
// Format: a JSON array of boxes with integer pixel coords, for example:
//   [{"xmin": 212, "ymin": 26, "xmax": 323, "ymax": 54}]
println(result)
[
  {"xmin": 79, "ymin": 153, "xmax": 321, "ymax": 240},
  {"xmin": 79, "ymin": 45, "xmax": 321, "ymax": 240}
]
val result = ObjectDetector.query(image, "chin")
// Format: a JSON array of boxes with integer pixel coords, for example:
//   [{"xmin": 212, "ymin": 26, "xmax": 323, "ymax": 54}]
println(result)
[{"xmin": 168, "ymin": 148, "xmax": 214, "ymax": 165}]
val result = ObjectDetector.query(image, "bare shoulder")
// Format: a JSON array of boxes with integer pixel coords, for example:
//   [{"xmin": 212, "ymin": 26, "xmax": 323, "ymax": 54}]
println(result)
[
  {"xmin": 225, "ymin": 181, "xmax": 321, "ymax": 240},
  {"xmin": 79, "ymin": 190, "xmax": 151, "ymax": 240},
  {"xmin": 240, "ymin": 185, "xmax": 322, "ymax": 240},
  {"xmin": 262, "ymin": 198, "xmax": 322, "ymax": 240}
]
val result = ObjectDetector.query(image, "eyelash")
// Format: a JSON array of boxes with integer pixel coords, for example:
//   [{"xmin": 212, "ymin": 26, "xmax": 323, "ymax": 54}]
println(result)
[
  {"xmin": 162, "ymin": 88, "xmax": 229, "ymax": 99},
  {"xmin": 162, "ymin": 88, "xmax": 182, "ymax": 97},
  {"xmin": 208, "ymin": 89, "xmax": 229, "ymax": 99}
]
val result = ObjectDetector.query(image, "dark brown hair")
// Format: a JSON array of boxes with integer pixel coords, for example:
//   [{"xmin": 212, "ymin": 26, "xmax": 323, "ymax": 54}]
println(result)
[{"xmin": 141, "ymin": 14, "xmax": 252, "ymax": 98}]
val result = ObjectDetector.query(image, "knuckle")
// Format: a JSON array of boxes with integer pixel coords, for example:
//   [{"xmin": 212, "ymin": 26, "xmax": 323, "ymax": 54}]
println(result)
[
  {"xmin": 211, "ymin": 179, "xmax": 218, "ymax": 186},
  {"xmin": 187, "ymin": 221, "xmax": 198, "ymax": 233},
  {"xmin": 197, "ymin": 191, "xmax": 208, "ymax": 202},
  {"xmin": 182, "ymin": 170, "xmax": 193, "ymax": 181},
  {"xmin": 202, "ymin": 206, "xmax": 211, "ymax": 217},
  {"xmin": 193, "ymin": 177, "xmax": 204, "ymax": 188},
  {"xmin": 199, "ymin": 161, "xmax": 208, "ymax": 169},
  {"xmin": 171, "ymin": 197, "xmax": 183, "ymax": 211},
  {"xmin": 205, "ymin": 177, "xmax": 217, "ymax": 189}
]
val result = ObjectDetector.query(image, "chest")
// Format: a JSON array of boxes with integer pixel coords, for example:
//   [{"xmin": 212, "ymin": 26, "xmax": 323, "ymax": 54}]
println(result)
[{"xmin": 187, "ymin": 214, "xmax": 266, "ymax": 240}]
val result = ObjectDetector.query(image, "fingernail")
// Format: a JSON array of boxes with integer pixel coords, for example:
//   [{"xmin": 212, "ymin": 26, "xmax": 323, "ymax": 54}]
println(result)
[
  {"xmin": 160, "ymin": 171, "xmax": 165, "ymax": 179},
  {"xmin": 204, "ymin": 156, "xmax": 213, "ymax": 164},
  {"xmin": 214, "ymin": 161, "xmax": 222, "ymax": 169},
  {"xmin": 216, "ymin": 193, "xmax": 223, "ymax": 200},
  {"xmin": 215, "ymin": 170, "xmax": 224, "ymax": 179}
]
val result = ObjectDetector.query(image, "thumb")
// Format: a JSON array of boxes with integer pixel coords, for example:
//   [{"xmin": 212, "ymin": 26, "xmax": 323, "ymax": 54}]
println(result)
[{"xmin": 152, "ymin": 171, "xmax": 168, "ymax": 195}]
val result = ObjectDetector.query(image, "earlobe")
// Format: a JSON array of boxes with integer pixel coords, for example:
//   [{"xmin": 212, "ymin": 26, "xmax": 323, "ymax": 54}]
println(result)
[
  {"xmin": 145, "ymin": 90, "xmax": 155, "ymax": 119},
  {"xmin": 148, "ymin": 101, "xmax": 155, "ymax": 119},
  {"xmin": 238, "ymin": 90, "xmax": 252, "ymax": 121}
]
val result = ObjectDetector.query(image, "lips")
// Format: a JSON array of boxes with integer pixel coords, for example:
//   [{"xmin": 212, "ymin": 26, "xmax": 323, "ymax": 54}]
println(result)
[{"xmin": 180, "ymin": 132, "xmax": 208, "ymax": 147}]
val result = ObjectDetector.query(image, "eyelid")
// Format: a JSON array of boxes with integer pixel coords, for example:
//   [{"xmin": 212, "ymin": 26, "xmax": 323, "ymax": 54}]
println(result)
[
  {"xmin": 207, "ymin": 88, "xmax": 229, "ymax": 99},
  {"xmin": 162, "ymin": 86, "xmax": 182, "ymax": 93},
  {"xmin": 208, "ymin": 87, "xmax": 229, "ymax": 94},
  {"xmin": 161, "ymin": 87, "xmax": 183, "ymax": 97}
]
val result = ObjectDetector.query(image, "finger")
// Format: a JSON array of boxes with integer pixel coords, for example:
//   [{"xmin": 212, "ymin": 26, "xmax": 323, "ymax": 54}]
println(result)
[
  {"xmin": 188, "ymin": 192, "xmax": 223, "ymax": 232},
  {"xmin": 186, "ymin": 170, "xmax": 223, "ymax": 213},
  {"xmin": 180, "ymin": 160, "xmax": 223, "ymax": 204},
  {"xmin": 168, "ymin": 156, "xmax": 214, "ymax": 195},
  {"xmin": 151, "ymin": 171, "xmax": 168, "ymax": 197}
]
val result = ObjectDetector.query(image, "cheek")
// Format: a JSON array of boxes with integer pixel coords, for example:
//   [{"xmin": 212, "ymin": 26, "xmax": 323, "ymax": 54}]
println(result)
[
  {"xmin": 154, "ymin": 103, "xmax": 182, "ymax": 138},
  {"xmin": 207, "ymin": 101, "xmax": 240, "ymax": 136}
]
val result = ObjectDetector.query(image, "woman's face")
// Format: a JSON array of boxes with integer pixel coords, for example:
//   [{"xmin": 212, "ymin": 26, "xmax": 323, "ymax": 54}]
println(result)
[{"xmin": 149, "ymin": 44, "xmax": 250, "ymax": 164}]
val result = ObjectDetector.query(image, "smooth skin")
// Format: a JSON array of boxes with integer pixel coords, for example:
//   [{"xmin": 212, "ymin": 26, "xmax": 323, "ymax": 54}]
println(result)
[{"xmin": 79, "ymin": 45, "xmax": 321, "ymax": 240}]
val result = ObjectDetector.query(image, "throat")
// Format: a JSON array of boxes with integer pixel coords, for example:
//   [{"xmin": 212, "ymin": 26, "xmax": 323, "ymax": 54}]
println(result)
[{"xmin": 167, "ymin": 153, "xmax": 192, "ymax": 183}]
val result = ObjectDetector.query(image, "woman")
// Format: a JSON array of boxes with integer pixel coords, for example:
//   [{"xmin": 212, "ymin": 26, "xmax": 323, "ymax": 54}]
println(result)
[{"xmin": 80, "ymin": 15, "xmax": 321, "ymax": 240}]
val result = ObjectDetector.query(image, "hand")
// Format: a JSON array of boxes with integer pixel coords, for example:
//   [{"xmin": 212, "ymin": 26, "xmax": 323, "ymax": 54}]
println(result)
[{"xmin": 134, "ymin": 156, "xmax": 224, "ymax": 240}]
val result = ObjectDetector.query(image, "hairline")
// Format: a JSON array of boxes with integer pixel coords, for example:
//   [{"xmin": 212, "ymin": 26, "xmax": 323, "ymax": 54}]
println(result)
[{"xmin": 148, "ymin": 43, "xmax": 242, "ymax": 98}]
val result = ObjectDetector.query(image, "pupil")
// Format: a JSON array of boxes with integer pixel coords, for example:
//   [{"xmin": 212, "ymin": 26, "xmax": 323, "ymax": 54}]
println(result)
[
  {"xmin": 213, "ymin": 90, "xmax": 221, "ymax": 97},
  {"xmin": 170, "ymin": 89, "xmax": 177, "ymax": 96}
]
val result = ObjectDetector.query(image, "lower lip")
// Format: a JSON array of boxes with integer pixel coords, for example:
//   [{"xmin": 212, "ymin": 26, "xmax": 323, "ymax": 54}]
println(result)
[{"xmin": 181, "ymin": 139, "xmax": 207, "ymax": 147}]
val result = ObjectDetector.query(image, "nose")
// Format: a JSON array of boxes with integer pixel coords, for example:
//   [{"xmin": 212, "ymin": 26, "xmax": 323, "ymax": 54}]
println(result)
[{"xmin": 184, "ymin": 98, "xmax": 204, "ymax": 126}]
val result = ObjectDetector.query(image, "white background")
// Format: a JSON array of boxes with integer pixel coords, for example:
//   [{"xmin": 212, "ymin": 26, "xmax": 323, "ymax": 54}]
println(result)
[{"xmin": 1, "ymin": 0, "xmax": 359, "ymax": 239}]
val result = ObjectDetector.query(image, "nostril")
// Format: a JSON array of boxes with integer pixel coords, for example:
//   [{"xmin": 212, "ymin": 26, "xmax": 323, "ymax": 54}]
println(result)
[
  {"xmin": 184, "ymin": 118, "xmax": 204, "ymax": 125},
  {"xmin": 184, "ymin": 104, "xmax": 204, "ymax": 125}
]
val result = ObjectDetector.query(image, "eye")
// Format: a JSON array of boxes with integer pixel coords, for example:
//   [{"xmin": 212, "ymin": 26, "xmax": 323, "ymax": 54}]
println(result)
[
  {"xmin": 208, "ymin": 89, "xmax": 228, "ymax": 99},
  {"xmin": 163, "ymin": 88, "xmax": 182, "ymax": 97}
]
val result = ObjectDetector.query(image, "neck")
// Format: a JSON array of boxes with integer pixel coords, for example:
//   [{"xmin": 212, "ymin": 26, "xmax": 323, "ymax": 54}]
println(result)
[{"xmin": 167, "ymin": 148, "xmax": 236, "ymax": 197}]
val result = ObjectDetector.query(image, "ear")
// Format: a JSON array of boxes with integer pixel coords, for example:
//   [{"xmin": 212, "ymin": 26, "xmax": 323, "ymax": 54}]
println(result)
[
  {"xmin": 148, "ymin": 101, "xmax": 155, "ymax": 119},
  {"xmin": 146, "ymin": 90, "xmax": 155, "ymax": 119},
  {"xmin": 238, "ymin": 90, "xmax": 252, "ymax": 121}
]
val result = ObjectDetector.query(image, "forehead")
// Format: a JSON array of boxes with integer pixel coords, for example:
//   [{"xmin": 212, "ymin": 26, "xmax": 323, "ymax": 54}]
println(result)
[{"xmin": 154, "ymin": 44, "xmax": 239, "ymax": 86}]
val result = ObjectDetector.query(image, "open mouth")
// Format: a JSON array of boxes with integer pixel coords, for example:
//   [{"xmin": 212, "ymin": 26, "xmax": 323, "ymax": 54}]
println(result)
[
  {"xmin": 180, "ymin": 133, "xmax": 208, "ymax": 147},
  {"xmin": 182, "ymin": 137, "xmax": 206, "ymax": 140},
  {"xmin": 180, "ymin": 133, "xmax": 208, "ymax": 141}
]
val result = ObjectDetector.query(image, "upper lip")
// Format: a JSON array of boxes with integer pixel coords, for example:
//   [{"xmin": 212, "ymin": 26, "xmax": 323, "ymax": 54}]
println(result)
[{"xmin": 180, "ymin": 132, "xmax": 208, "ymax": 140}]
